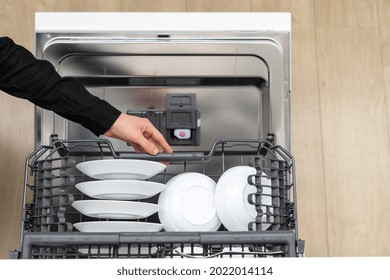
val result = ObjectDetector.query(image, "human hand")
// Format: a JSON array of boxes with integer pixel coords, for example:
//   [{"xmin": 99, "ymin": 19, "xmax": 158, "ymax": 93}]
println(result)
[{"xmin": 104, "ymin": 113, "xmax": 173, "ymax": 155}]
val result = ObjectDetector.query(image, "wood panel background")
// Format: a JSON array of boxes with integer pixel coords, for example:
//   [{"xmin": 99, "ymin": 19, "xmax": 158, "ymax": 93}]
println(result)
[{"xmin": 1, "ymin": 0, "xmax": 389, "ymax": 258}]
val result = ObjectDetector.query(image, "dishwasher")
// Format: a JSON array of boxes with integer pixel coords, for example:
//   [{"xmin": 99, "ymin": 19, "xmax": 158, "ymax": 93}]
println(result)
[{"xmin": 12, "ymin": 12, "xmax": 304, "ymax": 258}]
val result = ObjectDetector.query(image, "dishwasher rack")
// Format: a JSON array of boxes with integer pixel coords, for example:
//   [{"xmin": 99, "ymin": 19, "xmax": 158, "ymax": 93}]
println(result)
[{"xmin": 14, "ymin": 139, "xmax": 304, "ymax": 259}]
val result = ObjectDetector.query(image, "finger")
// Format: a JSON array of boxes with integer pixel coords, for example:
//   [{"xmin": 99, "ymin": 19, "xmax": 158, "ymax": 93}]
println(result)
[
  {"xmin": 137, "ymin": 136, "xmax": 160, "ymax": 155},
  {"xmin": 143, "ymin": 138, "xmax": 170, "ymax": 166},
  {"xmin": 131, "ymin": 143, "xmax": 143, "ymax": 153},
  {"xmin": 147, "ymin": 137, "xmax": 162, "ymax": 151},
  {"xmin": 147, "ymin": 128, "xmax": 173, "ymax": 153},
  {"xmin": 142, "ymin": 119, "xmax": 172, "ymax": 153}
]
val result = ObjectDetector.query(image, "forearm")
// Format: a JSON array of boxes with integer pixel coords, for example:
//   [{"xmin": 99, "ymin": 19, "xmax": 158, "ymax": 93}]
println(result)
[{"xmin": 0, "ymin": 36, "xmax": 121, "ymax": 135}]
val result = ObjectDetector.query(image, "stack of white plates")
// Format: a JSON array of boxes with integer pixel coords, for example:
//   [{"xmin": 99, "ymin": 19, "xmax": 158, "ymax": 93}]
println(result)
[
  {"xmin": 72, "ymin": 159, "xmax": 167, "ymax": 233},
  {"xmin": 73, "ymin": 160, "xmax": 273, "ymax": 234}
]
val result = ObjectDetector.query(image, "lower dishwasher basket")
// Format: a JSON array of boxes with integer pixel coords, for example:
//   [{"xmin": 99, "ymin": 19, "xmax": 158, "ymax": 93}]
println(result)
[{"xmin": 15, "ymin": 139, "xmax": 304, "ymax": 258}]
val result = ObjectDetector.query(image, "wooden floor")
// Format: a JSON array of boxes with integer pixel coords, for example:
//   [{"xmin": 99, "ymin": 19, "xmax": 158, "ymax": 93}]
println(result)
[{"xmin": 0, "ymin": 0, "xmax": 389, "ymax": 258}]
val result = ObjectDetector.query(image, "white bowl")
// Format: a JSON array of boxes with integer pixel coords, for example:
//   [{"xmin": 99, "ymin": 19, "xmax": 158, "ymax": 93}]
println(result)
[
  {"xmin": 215, "ymin": 166, "xmax": 273, "ymax": 231},
  {"xmin": 75, "ymin": 180, "xmax": 166, "ymax": 200},
  {"xmin": 158, "ymin": 172, "xmax": 221, "ymax": 232},
  {"xmin": 76, "ymin": 159, "xmax": 166, "ymax": 180}
]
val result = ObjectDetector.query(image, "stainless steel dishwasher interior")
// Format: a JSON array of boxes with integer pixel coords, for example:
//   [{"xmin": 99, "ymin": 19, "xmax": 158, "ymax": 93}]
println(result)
[{"xmin": 35, "ymin": 34, "xmax": 290, "ymax": 152}]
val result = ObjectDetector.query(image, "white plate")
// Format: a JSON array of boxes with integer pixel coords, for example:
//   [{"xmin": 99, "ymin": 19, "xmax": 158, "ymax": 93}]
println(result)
[
  {"xmin": 76, "ymin": 159, "xmax": 166, "ymax": 180},
  {"xmin": 158, "ymin": 173, "xmax": 221, "ymax": 232},
  {"xmin": 73, "ymin": 221, "xmax": 163, "ymax": 232},
  {"xmin": 75, "ymin": 180, "xmax": 166, "ymax": 200},
  {"xmin": 215, "ymin": 166, "xmax": 273, "ymax": 231},
  {"xmin": 72, "ymin": 200, "xmax": 159, "ymax": 219}
]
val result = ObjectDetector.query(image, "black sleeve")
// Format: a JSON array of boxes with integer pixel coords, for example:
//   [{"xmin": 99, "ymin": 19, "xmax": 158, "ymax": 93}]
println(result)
[{"xmin": 0, "ymin": 36, "xmax": 121, "ymax": 136}]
